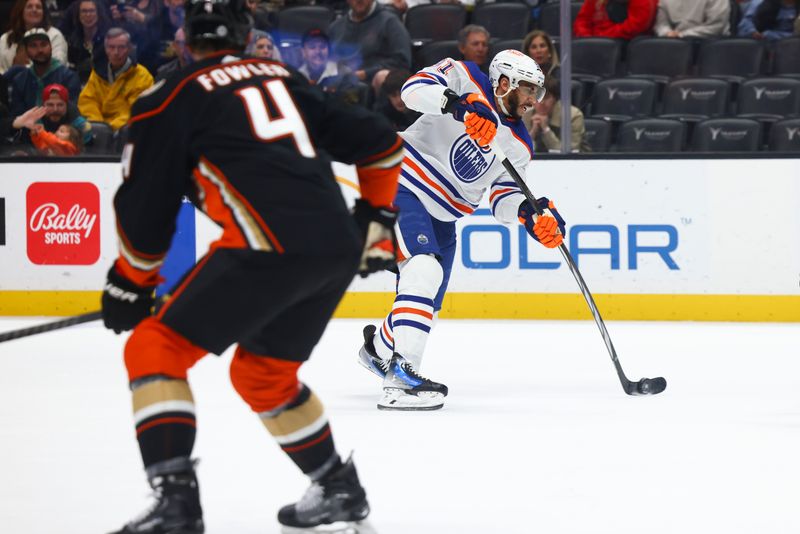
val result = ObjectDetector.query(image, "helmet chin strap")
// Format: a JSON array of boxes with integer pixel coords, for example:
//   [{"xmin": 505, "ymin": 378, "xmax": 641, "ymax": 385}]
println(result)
[{"xmin": 494, "ymin": 85, "xmax": 513, "ymax": 117}]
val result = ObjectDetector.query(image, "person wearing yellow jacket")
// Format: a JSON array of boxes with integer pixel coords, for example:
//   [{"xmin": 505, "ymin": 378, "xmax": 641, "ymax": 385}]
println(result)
[{"xmin": 78, "ymin": 27, "xmax": 153, "ymax": 131}]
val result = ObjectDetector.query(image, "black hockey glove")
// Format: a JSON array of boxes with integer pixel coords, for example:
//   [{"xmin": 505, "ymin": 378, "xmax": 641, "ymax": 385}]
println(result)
[
  {"xmin": 102, "ymin": 266, "xmax": 156, "ymax": 334},
  {"xmin": 352, "ymin": 199, "xmax": 399, "ymax": 277}
]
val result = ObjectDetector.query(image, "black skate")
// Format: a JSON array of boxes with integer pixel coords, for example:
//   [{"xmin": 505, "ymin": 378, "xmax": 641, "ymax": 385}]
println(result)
[
  {"xmin": 378, "ymin": 353, "xmax": 448, "ymax": 411},
  {"xmin": 278, "ymin": 455, "xmax": 370, "ymax": 530},
  {"xmin": 108, "ymin": 457, "xmax": 204, "ymax": 534},
  {"xmin": 356, "ymin": 325, "xmax": 389, "ymax": 379}
]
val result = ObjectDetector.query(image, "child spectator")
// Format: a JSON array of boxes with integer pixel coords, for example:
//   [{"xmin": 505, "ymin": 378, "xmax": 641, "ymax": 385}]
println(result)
[
  {"xmin": 30, "ymin": 122, "xmax": 83, "ymax": 155},
  {"xmin": 374, "ymin": 68, "xmax": 420, "ymax": 131}
]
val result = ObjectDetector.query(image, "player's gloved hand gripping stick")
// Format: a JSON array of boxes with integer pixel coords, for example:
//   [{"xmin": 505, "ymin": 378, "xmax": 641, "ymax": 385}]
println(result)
[{"xmin": 489, "ymin": 140, "xmax": 667, "ymax": 396}]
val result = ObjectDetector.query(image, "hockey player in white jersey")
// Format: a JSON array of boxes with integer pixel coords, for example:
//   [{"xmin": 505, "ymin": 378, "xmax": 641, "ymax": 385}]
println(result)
[{"xmin": 358, "ymin": 49, "xmax": 567, "ymax": 410}]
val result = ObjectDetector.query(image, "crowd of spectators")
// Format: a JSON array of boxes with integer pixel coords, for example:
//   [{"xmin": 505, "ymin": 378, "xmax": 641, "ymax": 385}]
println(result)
[{"xmin": 0, "ymin": 0, "xmax": 798, "ymax": 156}]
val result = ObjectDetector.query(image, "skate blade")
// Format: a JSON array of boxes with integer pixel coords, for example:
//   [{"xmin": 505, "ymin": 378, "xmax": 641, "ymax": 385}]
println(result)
[
  {"xmin": 281, "ymin": 519, "xmax": 378, "ymax": 534},
  {"xmin": 377, "ymin": 389, "xmax": 444, "ymax": 411}
]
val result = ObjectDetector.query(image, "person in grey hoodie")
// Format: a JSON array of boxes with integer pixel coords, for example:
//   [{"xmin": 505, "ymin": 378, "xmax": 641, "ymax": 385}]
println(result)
[
  {"xmin": 654, "ymin": 0, "xmax": 731, "ymax": 38},
  {"xmin": 328, "ymin": 0, "xmax": 411, "ymax": 92}
]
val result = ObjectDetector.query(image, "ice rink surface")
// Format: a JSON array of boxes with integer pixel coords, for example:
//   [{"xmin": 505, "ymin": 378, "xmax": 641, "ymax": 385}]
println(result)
[{"xmin": 0, "ymin": 317, "xmax": 798, "ymax": 534}]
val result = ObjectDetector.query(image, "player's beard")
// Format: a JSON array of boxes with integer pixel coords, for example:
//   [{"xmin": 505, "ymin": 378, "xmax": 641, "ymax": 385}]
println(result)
[{"xmin": 506, "ymin": 91, "xmax": 524, "ymax": 120}]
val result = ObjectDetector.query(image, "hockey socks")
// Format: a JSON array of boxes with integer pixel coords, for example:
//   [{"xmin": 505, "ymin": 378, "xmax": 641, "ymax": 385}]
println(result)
[
  {"xmin": 259, "ymin": 384, "xmax": 341, "ymax": 479},
  {"xmin": 373, "ymin": 254, "xmax": 442, "ymax": 369},
  {"xmin": 131, "ymin": 376, "xmax": 197, "ymax": 468}
]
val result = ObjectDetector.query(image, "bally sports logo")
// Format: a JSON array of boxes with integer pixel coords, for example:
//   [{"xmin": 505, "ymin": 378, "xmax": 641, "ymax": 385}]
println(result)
[{"xmin": 26, "ymin": 182, "xmax": 100, "ymax": 265}]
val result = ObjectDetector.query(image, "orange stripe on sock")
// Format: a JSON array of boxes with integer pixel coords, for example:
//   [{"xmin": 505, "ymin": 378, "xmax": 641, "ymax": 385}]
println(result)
[
  {"xmin": 392, "ymin": 307, "xmax": 434, "ymax": 320},
  {"xmin": 281, "ymin": 426, "xmax": 332, "ymax": 453},
  {"xmin": 136, "ymin": 416, "xmax": 196, "ymax": 435}
]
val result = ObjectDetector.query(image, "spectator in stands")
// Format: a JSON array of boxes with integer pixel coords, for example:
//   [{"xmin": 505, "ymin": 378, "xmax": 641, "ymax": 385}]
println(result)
[
  {"xmin": 40, "ymin": 82, "xmax": 92, "ymax": 144},
  {"xmin": 9, "ymin": 29, "xmax": 79, "ymax": 119},
  {"xmin": 739, "ymin": 0, "xmax": 799, "ymax": 39},
  {"xmin": 156, "ymin": 27, "xmax": 191, "ymax": 81},
  {"xmin": 245, "ymin": 0, "xmax": 275, "ymax": 32},
  {"xmin": 524, "ymin": 77, "xmax": 590, "ymax": 153},
  {"xmin": 374, "ymin": 68, "xmax": 420, "ymax": 131},
  {"xmin": 574, "ymin": 0, "xmax": 658, "ymax": 39},
  {"xmin": 245, "ymin": 30, "xmax": 282, "ymax": 60},
  {"xmin": 522, "ymin": 30, "xmax": 560, "ymax": 79},
  {"xmin": 375, "ymin": 0, "xmax": 427, "ymax": 15},
  {"xmin": 458, "ymin": 25, "xmax": 490, "ymax": 72},
  {"xmin": 0, "ymin": 0, "xmax": 67, "ymax": 73},
  {"xmin": 328, "ymin": 0, "xmax": 411, "ymax": 92},
  {"xmin": 66, "ymin": 0, "xmax": 109, "ymax": 84},
  {"xmin": 655, "ymin": 0, "xmax": 731, "ymax": 37},
  {"xmin": 297, "ymin": 28, "xmax": 360, "ymax": 102},
  {"xmin": 78, "ymin": 28, "xmax": 153, "ymax": 131},
  {"xmin": 161, "ymin": 0, "xmax": 185, "ymax": 39},
  {"xmin": 110, "ymin": 0, "xmax": 162, "ymax": 73},
  {"xmin": 29, "ymin": 122, "xmax": 83, "ymax": 155}
]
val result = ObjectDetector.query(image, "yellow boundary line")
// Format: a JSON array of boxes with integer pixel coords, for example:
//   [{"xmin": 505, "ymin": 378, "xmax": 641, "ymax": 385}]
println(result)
[{"xmin": 1, "ymin": 291, "xmax": 798, "ymax": 322}]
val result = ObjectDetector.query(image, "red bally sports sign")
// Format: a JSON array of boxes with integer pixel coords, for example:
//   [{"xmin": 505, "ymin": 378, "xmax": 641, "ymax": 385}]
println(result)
[{"xmin": 26, "ymin": 182, "xmax": 100, "ymax": 265}]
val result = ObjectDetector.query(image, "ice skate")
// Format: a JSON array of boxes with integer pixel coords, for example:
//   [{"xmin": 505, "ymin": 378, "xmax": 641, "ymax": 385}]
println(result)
[
  {"xmin": 278, "ymin": 455, "xmax": 370, "ymax": 530},
  {"xmin": 108, "ymin": 458, "xmax": 203, "ymax": 534},
  {"xmin": 377, "ymin": 354, "xmax": 448, "ymax": 411},
  {"xmin": 357, "ymin": 325, "xmax": 389, "ymax": 379}
]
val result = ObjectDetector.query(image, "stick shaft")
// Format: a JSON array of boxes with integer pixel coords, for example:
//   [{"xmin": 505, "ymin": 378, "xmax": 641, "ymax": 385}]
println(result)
[
  {"xmin": 490, "ymin": 141, "xmax": 632, "ymax": 392},
  {"xmin": 0, "ymin": 311, "xmax": 102, "ymax": 344}
]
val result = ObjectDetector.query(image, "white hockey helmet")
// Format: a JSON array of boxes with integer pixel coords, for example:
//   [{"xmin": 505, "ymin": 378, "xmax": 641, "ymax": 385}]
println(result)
[{"xmin": 489, "ymin": 49, "xmax": 546, "ymax": 102}]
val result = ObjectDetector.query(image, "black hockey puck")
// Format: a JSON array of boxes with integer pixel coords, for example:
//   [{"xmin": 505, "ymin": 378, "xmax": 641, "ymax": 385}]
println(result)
[{"xmin": 637, "ymin": 377, "xmax": 667, "ymax": 395}]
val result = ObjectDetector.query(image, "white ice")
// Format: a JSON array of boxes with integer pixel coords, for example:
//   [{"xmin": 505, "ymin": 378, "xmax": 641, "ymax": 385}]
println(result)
[{"xmin": 0, "ymin": 318, "xmax": 799, "ymax": 534}]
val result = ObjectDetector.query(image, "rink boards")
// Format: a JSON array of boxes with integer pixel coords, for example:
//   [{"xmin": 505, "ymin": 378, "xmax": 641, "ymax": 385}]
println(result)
[{"xmin": 0, "ymin": 157, "xmax": 798, "ymax": 321}]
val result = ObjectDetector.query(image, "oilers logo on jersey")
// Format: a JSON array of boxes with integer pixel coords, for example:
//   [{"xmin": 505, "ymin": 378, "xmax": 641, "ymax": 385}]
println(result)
[{"xmin": 448, "ymin": 134, "xmax": 496, "ymax": 184}]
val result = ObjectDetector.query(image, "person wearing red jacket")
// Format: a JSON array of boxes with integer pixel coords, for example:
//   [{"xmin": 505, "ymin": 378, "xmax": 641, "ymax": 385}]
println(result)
[{"xmin": 573, "ymin": 0, "xmax": 658, "ymax": 39}]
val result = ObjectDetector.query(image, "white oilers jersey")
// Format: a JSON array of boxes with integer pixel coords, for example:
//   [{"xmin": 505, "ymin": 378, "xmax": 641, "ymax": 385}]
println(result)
[{"xmin": 399, "ymin": 58, "xmax": 533, "ymax": 224}]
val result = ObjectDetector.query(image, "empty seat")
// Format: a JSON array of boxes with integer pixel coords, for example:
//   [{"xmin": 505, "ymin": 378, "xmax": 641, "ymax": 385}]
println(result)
[
  {"xmin": 413, "ymin": 41, "xmax": 461, "ymax": 71},
  {"xmin": 660, "ymin": 78, "xmax": 731, "ymax": 121},
  {"xmin": 490, "ymin": 39, "xmax": 524, "ymax": 64},
  {"xmin": 572, "ymin": 38, "xmax": 622, "ymax": 83},
  {"xmin": 773, "ymin": 37, "xmax": 800, "ymax": 79},
  {"xmin": 768, "ymin": 118, "xmax": 800, "ymax": 151},
  {"xmin": 276, "ymin": 6, "xmax": 335, "ymax": 44},
  {"xmin": 692, "ymin": 118, "xmax": 761, "ymax": 152},
  {"xmin": 405, "ymin": 4, "xmax": 466, "ymax": 43},
  {"xmin": 627, "ymin": 37, "xmax": 693, "ymax": 83},
  {"xmin": 571, "ymin": 78, "xmax": 586, "ymax": 109},
  {"xmin": 616, "ymin": 118, "xmax": 685, "ymax": 153},
  {"xmin": 590, "ymin": 78, "xmax": 657, "ymax": 121},
  {"xmin": 737, "ymin": 77, "xmax": 800, "ymax": 120},
  {"xmin": 697, "ymin": 38, "xmax": 765, "ymax": 84},
  {"xmin": 472, "ymin": 3, "xmax": 531, "ymax": 40},
  {"xmin": 582, "ymin": 117, "xmax": 612, "ymax": 152},
  {"xmin": 537, "ymin": 1, "xmax": 582, "ymax": 37},
  {"xmin": 87, "ymin": 121, "xmax": 114, "ymax": 155}
]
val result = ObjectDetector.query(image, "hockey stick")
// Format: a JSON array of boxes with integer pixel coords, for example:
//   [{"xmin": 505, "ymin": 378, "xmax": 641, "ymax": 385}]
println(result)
[
  {"xmin": 489, "ymin": 140, "xmax": 666, "ymax": 396},
  {"xmin": 0, "ymin": 310, "xmax": 102, "ymax": 344}
]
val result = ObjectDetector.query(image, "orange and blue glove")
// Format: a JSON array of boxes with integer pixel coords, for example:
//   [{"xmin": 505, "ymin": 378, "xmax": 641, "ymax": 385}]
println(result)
[
  {"xmin": 518, "ymin": 197, "xmax": 566, "ymax": 249},
  {"xmin": 443, "ymin": 89, "xmax": 498, "ymax": 147}
]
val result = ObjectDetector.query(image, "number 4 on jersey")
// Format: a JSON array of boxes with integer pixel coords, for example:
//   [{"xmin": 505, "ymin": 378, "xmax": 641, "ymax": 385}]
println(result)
[{"xmin": 236, "ymin": 80, "xmax": 317, "ymax": 158}]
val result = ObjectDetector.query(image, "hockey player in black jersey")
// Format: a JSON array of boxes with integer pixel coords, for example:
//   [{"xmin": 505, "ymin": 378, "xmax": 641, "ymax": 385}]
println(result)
[{"xmin": 100, "ymin": 0, "xmax": 404, "ymax": 532}]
